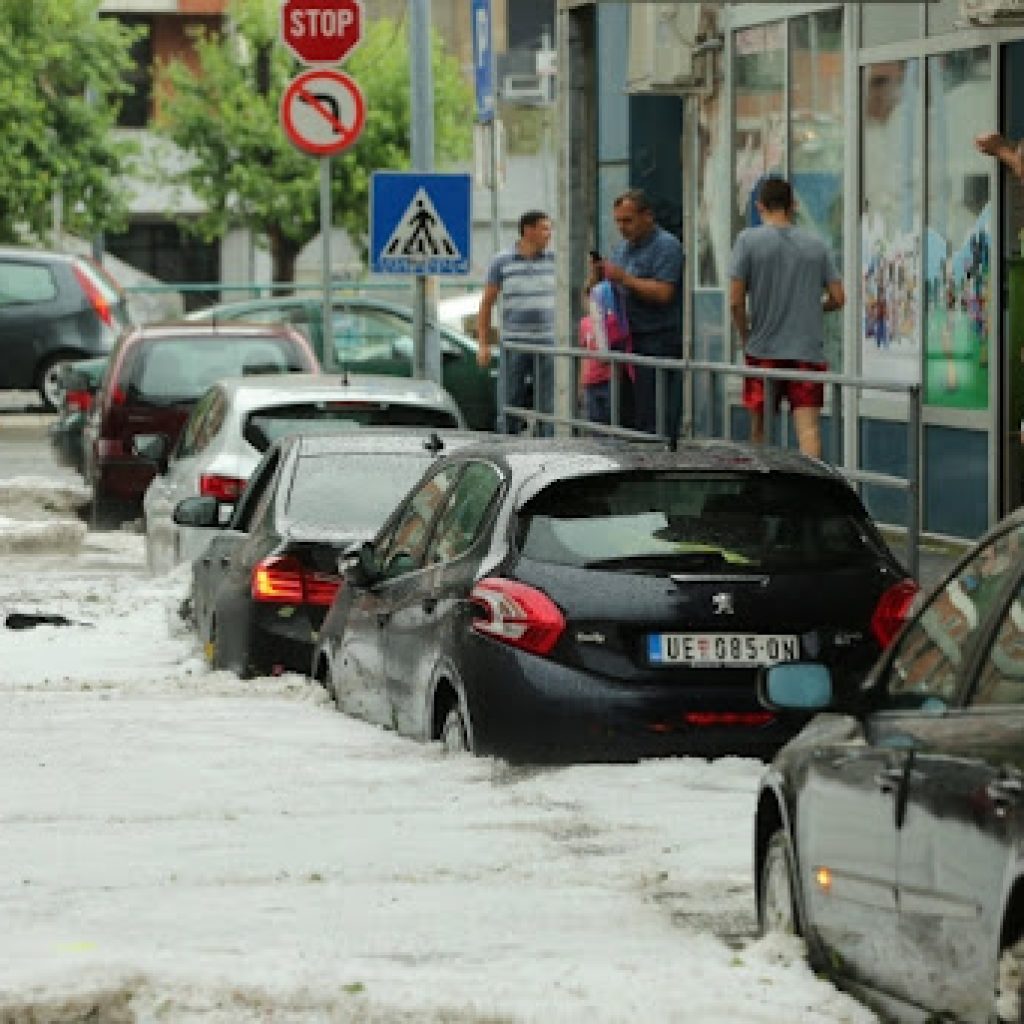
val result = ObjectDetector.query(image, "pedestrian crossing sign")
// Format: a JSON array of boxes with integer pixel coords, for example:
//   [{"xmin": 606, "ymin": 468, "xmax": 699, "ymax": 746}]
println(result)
[{"xmin": 370, "ymin": 172, "xmax": 472, "ymax": 275}]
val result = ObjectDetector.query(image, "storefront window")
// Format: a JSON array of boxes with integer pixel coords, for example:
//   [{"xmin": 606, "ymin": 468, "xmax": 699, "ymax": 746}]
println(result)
[
  {"xmin": 790, "ymin": 9, "xmax": 844, "ymax": 371},
  {"xmin": 924, "ymin": 46, "xmax": 992, "ymax": 410},
  {"xmin": 861, "ymin": 59, "xmax": 922, "ymax": 386},
  {"xmin": 733, "ymin": 23, "xmax": 785, "ymax": 242}
]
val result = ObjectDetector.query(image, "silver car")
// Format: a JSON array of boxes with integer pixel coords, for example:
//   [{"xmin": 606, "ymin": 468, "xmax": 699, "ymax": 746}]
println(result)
[{"xmin": 140, "ymin": 372, "xmax": 465, "ymax": 573}]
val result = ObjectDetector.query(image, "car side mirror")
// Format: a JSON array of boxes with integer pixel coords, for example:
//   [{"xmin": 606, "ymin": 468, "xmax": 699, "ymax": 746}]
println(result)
[
  {"xmin": 339, "ymin": 541, "xmax": 379, "ymax": 588},
  {"xmin": 172, "ymin": 495, "xmax": 220, "ymax": 528},
  {"xmin": 131, "ymin": 432, "xmax": 170, "ymax": 474},
  {"xmin": 757, "ymin": 661, "xmax": 833, "ymax": 712}
]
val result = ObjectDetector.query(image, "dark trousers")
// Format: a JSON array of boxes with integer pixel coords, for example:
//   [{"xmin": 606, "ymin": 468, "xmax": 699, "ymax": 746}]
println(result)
[
  {"xmin": 630, "ymin": 328, "xmax": 682, "ymax": 439},
  {"xmin": 504, "ymin": 343, "xmax": 554, "ymax": 436}
]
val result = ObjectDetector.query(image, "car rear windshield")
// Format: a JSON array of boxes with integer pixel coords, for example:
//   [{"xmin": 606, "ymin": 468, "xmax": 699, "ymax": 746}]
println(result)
[
  {"xmin": 244, "ymin": 403, "xmax": 460, "ymax": 451},
  {"xmin": 516, "ymin": 472, "xmax": 884, "ymax": 573},
  {"xmin": 128, "ymin": 336, "xmax": 310, "ymax": 405},
  {"xmin": 286, "ymin": 452, "xmax": 431, "ymax": 533}
]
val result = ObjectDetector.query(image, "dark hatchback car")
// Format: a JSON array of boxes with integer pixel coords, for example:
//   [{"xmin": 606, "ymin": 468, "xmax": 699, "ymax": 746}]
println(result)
[
  {"xmin": 178, "ymin": 429, "xmax": 485, "ymax": 678},
  {"xmin": 84, "ymin": 322, "xmax": 318, "ymax": 523},
  {"xmin": 754, "ymin": 510, "xmax": 1024, "ymax": 1024},
  {"xmin": 0, "ymin": 246, "xmax": 130, "ymax": 409},
  {"xmin": 313, "ymin": 438, "xmax": 915, "ymax": 762}
]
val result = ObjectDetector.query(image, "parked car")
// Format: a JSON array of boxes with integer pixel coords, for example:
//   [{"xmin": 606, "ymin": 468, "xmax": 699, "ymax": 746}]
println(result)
[
  {"xmin": 141, "ymin": 373, "xmax": 465, "ymax": 573},
  {"xmin": 84, "ymin": 322, "xmax": 319, "ymax": 524},
  {"xmin": 312, "ymin": 438, "xmax": 916, "ymax": 762},
  {"xmin": 187, "ymin": 294, "xmax": 498, "ymax": 429},
  {"xmin": 754, "ymin": 508, "xmax": 1024, "ymax": 1024},
  {"xmin": 0, "ymin": 246, "xmax": 130, "ymax": 409},
  {"xmin": 178, "ymin": 429, "xmax": 485, "ymax": 678}
]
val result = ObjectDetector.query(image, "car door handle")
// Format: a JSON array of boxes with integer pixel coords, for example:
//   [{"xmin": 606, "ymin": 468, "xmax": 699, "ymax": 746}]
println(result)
[
  {"xmin": 201, "ymin": 556, "xmax": 211, "ymax": 567},
  {"xmin": 987, "ymin": 778, "xmax": 1023, "ymax": 815},
  {"xmin": 422, "ymin": 597, "xmax": 437, "ymax": 614},
  {"xmin": 219, "ymin": 556, "xmax": 231, "ymax": 568},
  {"xmin": 875, "ymin": 767, "xmax": 905, "ymax": 793}
]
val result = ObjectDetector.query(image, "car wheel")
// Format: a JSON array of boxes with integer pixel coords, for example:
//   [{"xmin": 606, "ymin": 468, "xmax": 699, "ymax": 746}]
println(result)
[
  {"xmin": 996, "ymin": 936, "xmax": 1024, "ymax": 1023},
  {"xmin": 440, "ymin": 705, "xmax": 470, "ymax": 754},
  {"xmin": 36, "ymin": 353, "xmax": 76, "ymax": 411},
  {"xmin": 759, "ymin": 828, "xmax": 800, "ymax": 937}
]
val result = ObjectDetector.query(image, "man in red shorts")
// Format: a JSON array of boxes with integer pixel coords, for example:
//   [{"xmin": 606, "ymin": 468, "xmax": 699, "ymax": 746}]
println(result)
[{"xmin": 728, "ymin": 177, "xmax": 845, "ymax": 458}]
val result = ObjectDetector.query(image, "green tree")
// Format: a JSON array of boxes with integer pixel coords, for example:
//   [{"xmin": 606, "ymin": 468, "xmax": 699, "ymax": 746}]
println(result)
[
  {"xmin": 0, "ymin": 0, "xmax": 141, "ymax": 244},
  {"xmin": 153, "ymin": 0, "xmax": 473, "ymax": 282}
]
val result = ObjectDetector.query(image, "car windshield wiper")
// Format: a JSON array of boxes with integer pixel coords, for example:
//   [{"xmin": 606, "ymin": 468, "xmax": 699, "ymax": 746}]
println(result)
[{"xmin": 584, "ymin": 550, "xmax": 739, "ymax": 572}]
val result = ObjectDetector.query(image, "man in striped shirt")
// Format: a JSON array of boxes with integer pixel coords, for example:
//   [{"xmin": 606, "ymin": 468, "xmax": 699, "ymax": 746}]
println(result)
[{"xmin": 477, "ymin": 210, "xmax": 556, "ymax": 434}]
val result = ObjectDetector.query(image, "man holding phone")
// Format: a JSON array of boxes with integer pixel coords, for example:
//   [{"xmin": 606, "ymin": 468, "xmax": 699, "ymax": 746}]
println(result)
[{"xmin": 589, "ymin": 189, "xmax": 684, "ymax": 437}]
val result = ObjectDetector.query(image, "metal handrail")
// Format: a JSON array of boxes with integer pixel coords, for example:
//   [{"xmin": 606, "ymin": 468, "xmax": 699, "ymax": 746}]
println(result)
[{"xmin": 500, "ymin": 338, "xmax": 923, "ymax": 579}]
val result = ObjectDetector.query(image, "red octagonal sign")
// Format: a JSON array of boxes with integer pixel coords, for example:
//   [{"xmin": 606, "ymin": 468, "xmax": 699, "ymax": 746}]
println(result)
[{"xmin": 281, "ymin": 0, "xmax": 363, "ymax": 65}]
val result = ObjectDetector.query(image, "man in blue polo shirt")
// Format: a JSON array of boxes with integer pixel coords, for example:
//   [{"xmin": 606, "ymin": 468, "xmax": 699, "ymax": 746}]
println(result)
[
  {"xmin": 477, "ymin": 210, "xmax": 556, "ymax": 434},
  {"xmin": 591, "ymin": 189, "xmax": 684, "ymax": 438}
]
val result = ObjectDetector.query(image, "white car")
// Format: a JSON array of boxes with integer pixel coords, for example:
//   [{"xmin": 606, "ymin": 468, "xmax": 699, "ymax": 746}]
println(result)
[{"xmin": 139, "ymin": 372, "xmax": 465, "ymax": 574}]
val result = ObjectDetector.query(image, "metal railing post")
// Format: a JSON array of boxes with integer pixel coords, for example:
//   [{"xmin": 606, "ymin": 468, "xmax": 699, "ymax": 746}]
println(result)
[
  {"xmin": 655, "ymin": 368, "xmax": 667, "ymax": 439},
  {"xmin": 907, "ymin": 383, "xmax": 922, "ymax": 581},
  {"xmin": 830, "ymin": 382, "xmax": 842, "ymax": 463},
  {"xmin": 763, "ymin": 377, "xmax": 774, "ymax": 446}
]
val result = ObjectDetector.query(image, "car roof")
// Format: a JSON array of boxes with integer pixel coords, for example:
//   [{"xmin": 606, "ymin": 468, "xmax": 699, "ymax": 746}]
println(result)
[
  {"xmin": 428, "ymin": 436, "xmax": 847, "ymax": 488},
  {"xmin": 189, "ymin": 295, "xmax": 478, "ymax": 344},
  {"xmin": 0, "ymin": 246, "xmax": 82, "ymax": 264},
  {"xmin": 292, "ymin": 428, "xmax": 492, "ymax": 457},
  {"xmin": 128, "ymin": 321, "xmax": 305, "ymax": 339},
  {"xmin": 211, "ymin": 372, "xmax": 460, "ymax": 410}
]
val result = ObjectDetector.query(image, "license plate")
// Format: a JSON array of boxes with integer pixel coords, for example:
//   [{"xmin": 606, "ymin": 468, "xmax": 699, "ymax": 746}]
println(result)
[{"xmin": 647, "ymin": 633, "xmax": 800, "ymax": 667}]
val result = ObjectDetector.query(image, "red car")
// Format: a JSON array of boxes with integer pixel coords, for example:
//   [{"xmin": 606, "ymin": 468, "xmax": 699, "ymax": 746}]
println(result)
[{"xmin": 84, "ymin": 322, "xmax": 318, "ymax": 524}]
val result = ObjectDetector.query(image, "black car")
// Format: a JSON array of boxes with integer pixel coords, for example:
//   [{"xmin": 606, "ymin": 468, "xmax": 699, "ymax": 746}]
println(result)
[
  {"xmin": 0, "ymin": 247, "xmax": 131, "ymax": 410},
  {"xmin": 754, "ymin": 509, "xmax": 1024, "ymax": 1024},
  {"xmin": 313, "ymin": 438, "xmax": 914, "ymax": 762},
  {"xmin": 177, "ymin": 429, "xmax": 484, "ymax": 678}
]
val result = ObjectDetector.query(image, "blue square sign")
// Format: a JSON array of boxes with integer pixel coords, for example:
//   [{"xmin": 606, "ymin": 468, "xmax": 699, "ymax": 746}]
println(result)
[{"xmin": 370, "ymin": 172, "xmax": 472, "ymax": 276}]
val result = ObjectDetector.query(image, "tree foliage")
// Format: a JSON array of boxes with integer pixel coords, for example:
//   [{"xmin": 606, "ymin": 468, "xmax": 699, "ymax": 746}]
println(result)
[
  {"xmin": 0, "ymin": 0, "xmax": 140, "ymax": 244},
  {"xmin": 153, "ymin": 0, "xmax": 473, "ymax": 281}
]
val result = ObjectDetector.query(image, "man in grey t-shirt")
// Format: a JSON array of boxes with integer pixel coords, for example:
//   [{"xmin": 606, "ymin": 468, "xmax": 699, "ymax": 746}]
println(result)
[
  {"xmin": 478, "ymin": 210, "xmax": 555, "ymax": 434},
  {"xmin": 728, "ymin": 177, "xmax": 845, "ymax": 458}
]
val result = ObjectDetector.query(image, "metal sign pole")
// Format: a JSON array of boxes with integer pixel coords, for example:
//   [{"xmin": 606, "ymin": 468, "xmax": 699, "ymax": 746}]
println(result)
[
  {"xmin": 321, "ymin": 156, "xmax": 334, "ymax": 372},
  {"xmin": 410, "ymin": 0, "xmax": 438, "ymax": 383}
]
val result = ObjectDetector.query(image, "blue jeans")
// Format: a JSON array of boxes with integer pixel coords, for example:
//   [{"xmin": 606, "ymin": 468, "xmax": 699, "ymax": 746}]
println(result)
[
  {"xmin": 585, "ymin": 381, "xmax": 611, "ymax": 424},
  {"xmin": 504, "ymin": 341, "xmax": 554, "ymax": 436}
]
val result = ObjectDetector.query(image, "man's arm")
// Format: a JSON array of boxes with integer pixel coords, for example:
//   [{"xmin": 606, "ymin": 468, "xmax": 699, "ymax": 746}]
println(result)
[
  {"xmin": 476, "ymin": 282, "xmax": 499, "ymax": 368},
  {"xmin": 823, "ymin": 280, "xmax": 845, "ymax": 313},
  {"xmin": 602, "ymin": 261, "xmax": 675, "ymax": 305},
  {"xmin": 729, "ymin": 277, "xmax": 749, "ymax": 348},
  {"xmin": 975, "ymin": 132, "xmax": 1024, "ymax": 180}
]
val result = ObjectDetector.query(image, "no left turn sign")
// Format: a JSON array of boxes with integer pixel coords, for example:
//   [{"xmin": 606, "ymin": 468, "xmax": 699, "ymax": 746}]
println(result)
[{"xmin": 280, "ymin": 68, "xmax": 366, "ymax": 157}]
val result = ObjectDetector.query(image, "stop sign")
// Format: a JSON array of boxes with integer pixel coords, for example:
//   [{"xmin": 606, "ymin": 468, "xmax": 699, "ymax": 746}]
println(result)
[{"xmin": 281, "ymin": 0, "xmax": 363, "ymax": 65}]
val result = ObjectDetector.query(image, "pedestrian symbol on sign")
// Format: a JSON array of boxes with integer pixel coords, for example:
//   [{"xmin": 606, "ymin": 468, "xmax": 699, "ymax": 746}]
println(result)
[{"xmin": 382, "ymin": 188, "xmax": 462, "ymax": 263}]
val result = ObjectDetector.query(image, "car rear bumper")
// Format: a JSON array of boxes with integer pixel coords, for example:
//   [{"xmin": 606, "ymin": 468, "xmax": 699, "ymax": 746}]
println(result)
[
  {"xmin": 95, "ymin": 457, "xmax": 156, "ymax": 505},
  {"xmin": 458, "ymin": 636, "xmax": 808, "ymax": 762}
]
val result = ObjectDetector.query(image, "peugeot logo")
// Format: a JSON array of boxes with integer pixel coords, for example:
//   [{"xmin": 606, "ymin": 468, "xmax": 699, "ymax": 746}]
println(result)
[{"xmin": 711, "ymin": 593, "xmax": 734, "ymax": 616}]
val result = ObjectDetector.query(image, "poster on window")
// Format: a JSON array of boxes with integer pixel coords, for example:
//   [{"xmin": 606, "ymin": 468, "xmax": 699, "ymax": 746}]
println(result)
[
  {"xmin": 924, "ymin": 205, "xmax": 990, "ymax": 409},
  {"xmin": 861, "ymin": 213, "xmax": 921, "ymax": 385}
]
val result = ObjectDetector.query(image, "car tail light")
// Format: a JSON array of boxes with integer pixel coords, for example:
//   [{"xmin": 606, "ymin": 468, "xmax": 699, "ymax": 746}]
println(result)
[
  {"xmin": 870, "ymin": 578, "xmax": 919, "ymax": 648},
  {"xmin": 72, "ymin": 263, "xmax": 113, "ymax": 327},
  {"xmin": 199, "ymin": 474, "xmax": 246, "ymax": 503},
  {"xmin": 110, "ymin": 386, "xmax": 127, "ymax": 407},
  {"xmin": 470, "ymin": 577, "xmax": 565, "ymax": 656},
  {"xmin": 66, "ymin": 389, "xmax": 93, "ymax": 413},
  {"xmin": 251, "ymin": 555, "xmax": 342, "ymax": 607}
]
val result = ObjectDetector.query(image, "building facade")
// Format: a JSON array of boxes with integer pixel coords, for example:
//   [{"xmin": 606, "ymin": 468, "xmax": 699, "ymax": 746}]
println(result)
[{"xmin": 557, "ymin": 0, "xmax": 1024, "ymax": 540}]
